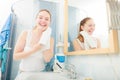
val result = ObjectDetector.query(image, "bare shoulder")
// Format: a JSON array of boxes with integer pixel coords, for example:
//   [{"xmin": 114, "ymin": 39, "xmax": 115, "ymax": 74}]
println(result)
[
  {"xmin": 72, "ymin": 39, "xmax": 78, "ymax": 44},
  {"xmin": 14, "ymin": 30, "xmax": 29, "ymax": 54},
  {"xmin": 18, "ymin": 30, "xmax": 30, "ymax": 39},
  {"xmin": 72, "ymin": 38, "xmax": 82, "ymax": 50},
  {"xmin": 20, "ymin": 30, "xmax": 29, "ymax": 36},
  {"xmin": 16, "ymin": 30, "xmax": 29, "ymax": 45}
]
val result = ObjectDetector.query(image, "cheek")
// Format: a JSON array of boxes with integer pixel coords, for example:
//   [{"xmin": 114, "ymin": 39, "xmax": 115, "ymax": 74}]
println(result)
[
  {"xmin": 36, "ymin": 19, "xmax": 40, "ymax": 23},
  {"xmin": 83, "ymin": 27, "xmax": 89, "ymax": 31},
  {"xmin": 47, "ymin": 21, "xmax": 50, "ymax": 25}
]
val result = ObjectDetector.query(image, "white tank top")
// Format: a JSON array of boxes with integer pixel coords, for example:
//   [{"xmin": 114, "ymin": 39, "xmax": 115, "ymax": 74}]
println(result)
[{"xmin": 19, "ymin": 30, "xmax": 50, "ymax": 71}]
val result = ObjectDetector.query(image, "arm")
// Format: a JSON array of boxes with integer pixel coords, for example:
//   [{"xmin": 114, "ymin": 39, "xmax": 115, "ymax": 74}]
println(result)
[
  {"xmin": 72, "ymin": 39, "xmax": 83, "ymax": 51},
  {"xmin": 42, "ymin": 37, "xmax": 54, "ymax": 63},
  {"xmin": 13, "ymin": 31, "xmax": 44, "ymax": 60}
]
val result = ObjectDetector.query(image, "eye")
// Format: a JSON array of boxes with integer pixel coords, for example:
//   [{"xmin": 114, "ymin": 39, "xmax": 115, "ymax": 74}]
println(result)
[
  {"xmin": 39, "ymin": 16, "xmax": 43, "ymax": 19},
  {"xmin": 88, "ymin": 24, "xmax": 92, "ymax": 27},
  {"xmin": 37, "ymin": 15, "xmax": 43, "ymax": 19},
  {"xmin": 45, "ymin": 18, "xmax": 49, "ymax": 21},
  {"xmin": 45, "ymin": 18, "xmax": 48, "ymax": 21}
]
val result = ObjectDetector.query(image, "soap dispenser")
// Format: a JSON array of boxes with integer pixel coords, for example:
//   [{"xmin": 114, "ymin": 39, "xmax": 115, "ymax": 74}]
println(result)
[
  {"xmin": 53, "ymin": 35, "xmax": 65, "ymax": 72},
  {"xmin": 53, "ymin": 53, "xmax": 65, "ymax": 72}
]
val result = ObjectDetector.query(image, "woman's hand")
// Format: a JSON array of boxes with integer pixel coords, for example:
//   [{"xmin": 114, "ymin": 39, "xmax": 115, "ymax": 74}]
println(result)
[
  {"xmin": 43, "ymin": 49, "xmax": 53, "ymax": 62},
  {"xmin": 38, "ymin": 25, "xmax": 48, "ymax": 32},
  {"xmin": 41, "ymin": 26, "xmax": 48, "ymax": 32},
  {"xmin": 32, "ymin": 43, "xmax": 44, "ymax": 52}
]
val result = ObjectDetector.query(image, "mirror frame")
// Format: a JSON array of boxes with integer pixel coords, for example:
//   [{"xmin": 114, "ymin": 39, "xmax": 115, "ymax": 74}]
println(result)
[{"xmin": 63, "ymin": 0, "xmax": 119, "ymax": 55}]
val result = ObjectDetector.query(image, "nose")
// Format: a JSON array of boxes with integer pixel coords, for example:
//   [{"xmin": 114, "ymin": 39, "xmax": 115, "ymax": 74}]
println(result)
[
  {"xmin": 91, "ymin": 25, "xmax": 95, "ymax": 30},
  {"xmin": 40, "ymin": 19, "xmax": 46, "ymax": 24},
  {"xmin": 41, "ymin": 19, "xmax": 46, "ymax": 22}
]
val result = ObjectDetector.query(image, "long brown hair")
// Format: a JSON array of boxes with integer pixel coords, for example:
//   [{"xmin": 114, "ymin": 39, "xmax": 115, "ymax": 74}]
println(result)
[
  {"xmin": 77, "ymin": 17, "xmax": 92, "ymax": 42},
  {"xmin": 33, "ymin": 9, "xmax": 51, "ymax": 29}
]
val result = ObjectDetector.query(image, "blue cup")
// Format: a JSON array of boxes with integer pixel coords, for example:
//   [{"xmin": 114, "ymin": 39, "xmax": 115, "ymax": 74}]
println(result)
[{"xmin": 56, "ymin": 54, "xmax": 65, "ymax": 63}]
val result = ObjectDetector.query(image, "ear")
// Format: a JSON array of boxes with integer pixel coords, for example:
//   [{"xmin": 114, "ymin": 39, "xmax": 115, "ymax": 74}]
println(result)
[{"xmin": 81, "ymin": 25, "xmax": 84, "ymax": 30}]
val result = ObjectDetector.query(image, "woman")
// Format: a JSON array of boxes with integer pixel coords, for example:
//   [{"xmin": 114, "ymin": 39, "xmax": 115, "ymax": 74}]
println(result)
[
  {"xmin": 72, "ymin": 17, "xmax": 101, "ymax": 51},
  {"xmin": 13, "ymin": 9, "xmax": 54, "ymax": 73}
]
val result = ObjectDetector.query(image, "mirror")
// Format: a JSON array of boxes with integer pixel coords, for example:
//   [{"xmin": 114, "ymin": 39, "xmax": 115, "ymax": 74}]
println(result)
[{"xmin": 64, "ymin": 0, "xmax": 119, "ymax": 55}]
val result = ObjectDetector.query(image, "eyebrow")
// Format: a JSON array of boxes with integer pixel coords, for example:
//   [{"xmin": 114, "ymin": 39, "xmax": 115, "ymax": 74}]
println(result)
[{"xmin": 38, "ymin": 15, "xmax": 50, "ymax": 18}]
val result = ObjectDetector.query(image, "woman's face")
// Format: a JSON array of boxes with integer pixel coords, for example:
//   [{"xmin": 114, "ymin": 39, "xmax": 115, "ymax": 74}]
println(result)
[
  {"xmin": 81, "ymin": 19, "xmax": 95, "ymax": 35},
  {"xmin": 36, "ymin": 11, "xmax": 51, "ymax": 30}
]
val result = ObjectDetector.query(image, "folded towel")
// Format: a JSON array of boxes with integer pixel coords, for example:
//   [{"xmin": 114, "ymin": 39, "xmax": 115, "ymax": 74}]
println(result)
[
  {"xmin": 39, "ymin": 27, "xmax": 51, "ymax": 46},
  {"xmin": 80, "ymin": 31, "xmax": 97, "ymax": 49}
]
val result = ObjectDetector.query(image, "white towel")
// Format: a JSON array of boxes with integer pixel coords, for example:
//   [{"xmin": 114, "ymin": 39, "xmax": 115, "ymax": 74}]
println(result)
[
  {"xmin": 39, "ymin": 27, "xmax": 51, "ymax": 46},
  {"xmin": 80, "ymin": 31, "xmax": 97, "ymax": 49}
]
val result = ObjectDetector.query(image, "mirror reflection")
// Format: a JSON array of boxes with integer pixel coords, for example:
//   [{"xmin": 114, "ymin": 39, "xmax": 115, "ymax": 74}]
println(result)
[
  {"xmin": 68, "ymin": 0, "xmax": 109, "ymax": 52},
  {"xmin": 64, "ymin": 0, "xmax": 119, "ymax": 55},
  {"xmin": 72, "ymin": 17, "xmax": 101, "ymax": 51}
]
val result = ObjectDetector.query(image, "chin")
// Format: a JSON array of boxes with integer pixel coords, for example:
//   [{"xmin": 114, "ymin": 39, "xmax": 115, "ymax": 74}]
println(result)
[{"xmin": 88, "ymin": 33, "xmax": 92, "ymax": 35}]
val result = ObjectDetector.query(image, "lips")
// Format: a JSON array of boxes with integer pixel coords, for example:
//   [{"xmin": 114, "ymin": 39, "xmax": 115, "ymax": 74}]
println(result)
[
  {"xmin": 39, "ymin": 22, "xmax": 47, "ymax": 27},
  {"xmin": 88, "ymin": 30, "xmax": 93, "ymax": 35},
  {"xmin": 40, "ymin": 25, "xmax": 46, "ymax": 27},
  {"xmin": 88, "ymin": 30, "xmax": 92, "ymax": 33}
]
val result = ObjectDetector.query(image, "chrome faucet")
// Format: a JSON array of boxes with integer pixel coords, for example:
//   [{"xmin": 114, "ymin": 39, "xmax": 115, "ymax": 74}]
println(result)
[{"xmin": 65, "ymin": 64, "xmax": 77, "ymax": 79}]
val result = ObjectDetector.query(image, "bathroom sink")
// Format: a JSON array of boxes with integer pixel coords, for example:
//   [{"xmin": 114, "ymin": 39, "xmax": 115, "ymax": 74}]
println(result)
[{"xmin": 15, "ymin": 71, "xmax": 69, "ymax": 80}]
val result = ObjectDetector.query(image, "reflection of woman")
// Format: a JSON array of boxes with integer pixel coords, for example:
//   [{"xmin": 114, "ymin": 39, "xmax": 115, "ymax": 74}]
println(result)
[
  {"xmin": 13, "ymin": 9, "xmax": 54, "ymax": 75},
  {"xmin": 73, "ymin": 17, "xmax": 101, "ymax": 51}
]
